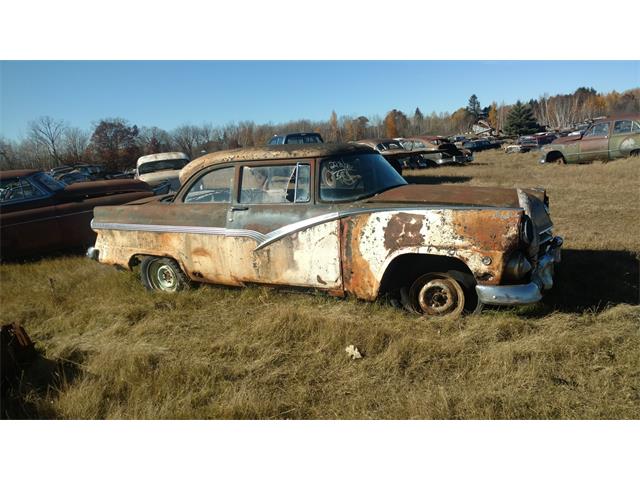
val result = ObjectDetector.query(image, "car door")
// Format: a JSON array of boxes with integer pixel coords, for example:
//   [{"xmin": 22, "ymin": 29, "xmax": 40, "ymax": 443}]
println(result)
[
  {"xmin": 609, "ymin": 119, "xmax": 639, "ymax": 159},
  {"xmin": 171, "ymin": 165, "xmax": 237, "ymax": 284},
  {"xmin": 225, "ymin": 160, "xmax": 342, "ymax": 290},
  {"xmin": 0, "ymin": 176, "xmax": 62, "ymax": 258},
  {"xmin": 579, "ymin": 122, "xmax": 611, "ymax": 162}
]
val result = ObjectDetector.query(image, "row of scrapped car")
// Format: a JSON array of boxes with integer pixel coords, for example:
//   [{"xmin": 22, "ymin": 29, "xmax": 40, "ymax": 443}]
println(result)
[
  {"xmin": 269, "ymin": 132, "xmax": 477, "ymax": 172},
  {"xmin": 500, "ymin": 113, "xmax": 640, "ymax": 162}
]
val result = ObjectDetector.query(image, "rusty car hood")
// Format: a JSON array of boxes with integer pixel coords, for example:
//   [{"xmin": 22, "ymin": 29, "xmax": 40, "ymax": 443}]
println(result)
[
  {"xmin": 366, "ymin": 184, "xmax": 552, "ymax": 232},
  {"xmin": 551, "ymin": 135, "xmax": 581, "ymax": 145},
  {"xmin": 367, "ymin": 184, "xmax": 525, "ymax": 208},
  {"xmin": 64, "ymin": 179, "xmax": 152, "ymax": 197}
]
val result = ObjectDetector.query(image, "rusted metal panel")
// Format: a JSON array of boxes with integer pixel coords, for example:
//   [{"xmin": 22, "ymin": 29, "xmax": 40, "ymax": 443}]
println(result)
[
  {"xmin": 95, "ymin": 217, "xmax": 343, "ymax": 290},
  {"xmin": 368, "ymin": 184, "xmax": 522, "ymax": 208},
  {"xmin": 341, "ymin": 208, "xmax": 522, "ymax": 299}
]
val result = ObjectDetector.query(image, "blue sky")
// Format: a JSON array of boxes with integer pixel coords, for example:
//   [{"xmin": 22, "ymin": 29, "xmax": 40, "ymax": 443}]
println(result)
[{"xmin": 1, "ymin": 61, "xmax": 638, "ymax": 139}]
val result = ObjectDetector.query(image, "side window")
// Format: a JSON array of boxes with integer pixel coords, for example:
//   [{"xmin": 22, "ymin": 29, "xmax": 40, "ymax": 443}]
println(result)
[
  {"xmin": 268, "ymin": 137, "xmax": 278, "ymax": 145},
  {"xmin": 240, "ymin": 164, "xmax": 310, "ymax": 204},
  {"xmin": 585, "ymin": 123, "xmax": 609, "ymax": 137},
  {"xmin": 183, "ymin": 167, "xmax": 234, "ymax": 203},
  {"xmin": 633, "ymin": 121, "xmax": 640, "ymax": 132},
  {"xmin": 0, "ymin": 178, "xmax": 45, "ymax": 203},
  {"xmin": 613, "ymin": 120, "xmax": 632, "ymax": 134}
]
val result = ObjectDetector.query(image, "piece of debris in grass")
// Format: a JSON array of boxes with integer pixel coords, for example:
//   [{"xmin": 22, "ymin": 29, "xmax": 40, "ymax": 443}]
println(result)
[{"xmin": 345, "ymin": 345, "xmax": 362, "ymax": 360}]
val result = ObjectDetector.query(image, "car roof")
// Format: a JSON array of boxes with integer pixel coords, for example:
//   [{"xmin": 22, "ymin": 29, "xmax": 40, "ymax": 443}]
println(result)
[
  {"xmin": 600, "ymin": 113, "xmax": 640, "ymax": 122},
  {"xmin": 179, "ymin": 143, "xmax": 375, "ymax": 185},
  {"xmin": 137, "ymin": 152, "xmax": 190, "ymax": 167},
  {"xmin": 0, "ymin": 169, "xmax": 40, "ymax": 181}
]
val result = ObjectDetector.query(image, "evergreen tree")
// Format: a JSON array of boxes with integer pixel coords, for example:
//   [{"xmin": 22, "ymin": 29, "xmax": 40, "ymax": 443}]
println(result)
[
  {"xmin": 467, "ymin": 94, "xmax": 481, "ymax": 118},
  {"xmin": 413, "ymin": 107, "xmax": 424, "ymax": 135},
  {"xmin": 504, "ymin": 101, "xmax": 541, "ymax": 136}
]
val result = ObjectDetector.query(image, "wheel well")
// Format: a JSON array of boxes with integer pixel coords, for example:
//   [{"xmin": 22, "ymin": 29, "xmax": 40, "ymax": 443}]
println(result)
[
  {"xmin": 545, "ymin": 151, "xmax": 565, "ymax": 163},
  {"xmin": 378, "ymin": 253, "xmax": 475, "ymax": 297},
  {"xmin": 128, "ymin": 254, "xmax": 143, "ymax": 269},
  {"xmin": 629, "ymin": 149, "xmax": 640, "ymax": 157}
]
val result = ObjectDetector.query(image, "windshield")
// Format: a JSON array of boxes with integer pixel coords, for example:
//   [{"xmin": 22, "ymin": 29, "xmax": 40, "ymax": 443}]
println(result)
[
  {"xmin": 138, "ymin": 159, "xmax": 188, "ymax": 175},
  {"xmin": 319, "ymin": 153, "xmax": 406, "ymax": 202},
  {"xmin": 33, "ymin": 172, "xmax": 66, "ymax": 191}
]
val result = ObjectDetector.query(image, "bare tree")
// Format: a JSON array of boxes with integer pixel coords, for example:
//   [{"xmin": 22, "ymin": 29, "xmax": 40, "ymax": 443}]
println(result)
[
  {"xmin": 63, "ymin": 127, "xmax": 90, "ymax": 164},
  {"xmin": 28, "ymin": 116, "xmax": 67, "ymax": 166},
  {"xmin": 171, "ymin": 125, "xmax": 201, "ymax": 158}
]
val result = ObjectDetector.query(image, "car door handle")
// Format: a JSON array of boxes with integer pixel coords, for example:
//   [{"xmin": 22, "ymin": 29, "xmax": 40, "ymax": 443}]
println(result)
[{"xmin": 231, "ymin": 206, "xmax": 249, "ymax": 211}]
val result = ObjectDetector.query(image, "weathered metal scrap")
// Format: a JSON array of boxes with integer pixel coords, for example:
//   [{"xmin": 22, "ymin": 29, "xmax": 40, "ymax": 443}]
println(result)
[{"xmin": 1, "ymin": 323, "xmax": 36, "ymax": 394}]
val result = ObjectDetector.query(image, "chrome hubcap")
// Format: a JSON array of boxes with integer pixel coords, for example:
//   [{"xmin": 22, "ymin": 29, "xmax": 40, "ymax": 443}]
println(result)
[{"xmin": 151, "ymin": 263, "xmax": 177, "ymax": 291}]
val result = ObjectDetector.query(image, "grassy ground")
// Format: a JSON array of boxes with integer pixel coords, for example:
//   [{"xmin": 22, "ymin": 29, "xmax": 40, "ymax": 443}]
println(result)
[{"xmin": 1, "ymin": 150, "xmax": 639, "ymax": 419}]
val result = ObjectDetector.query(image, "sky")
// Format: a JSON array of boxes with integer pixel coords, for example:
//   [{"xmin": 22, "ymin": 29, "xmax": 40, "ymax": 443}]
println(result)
[{"xmin": 1, "ymin": 60, "xmax": 638, "ymax": 139}]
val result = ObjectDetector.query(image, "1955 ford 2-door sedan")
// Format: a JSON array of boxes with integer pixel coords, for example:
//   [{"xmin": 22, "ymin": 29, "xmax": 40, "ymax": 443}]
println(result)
[{"xmin": 88, "ymin": 144, "xmax": 562, "ymax": 318}]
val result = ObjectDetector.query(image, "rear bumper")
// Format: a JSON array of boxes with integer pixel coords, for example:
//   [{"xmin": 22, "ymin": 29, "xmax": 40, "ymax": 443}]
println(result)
[{"xmin": 475, "ymin": 237, "xmax": 563, "ymax": 305}]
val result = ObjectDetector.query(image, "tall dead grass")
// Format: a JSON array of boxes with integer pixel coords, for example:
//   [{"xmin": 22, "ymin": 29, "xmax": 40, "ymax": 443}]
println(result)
[{"xmin": 1, "ymin": 151, "xmax": 639, "ymax": 419}]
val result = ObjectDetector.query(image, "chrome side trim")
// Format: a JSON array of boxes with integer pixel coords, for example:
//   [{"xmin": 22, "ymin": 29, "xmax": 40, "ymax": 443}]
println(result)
[
  {"xmin": 91, "ymin": 221, "xmax": 267, "ymax": 244},
  {"xmin": 92, "ymin": 204, "xmax": 525, "ymax": 252},
  {"xmin": 257, "ymin": 205, "xmax": 524, "ymax": 250},
  {"xmin": 256, "ymin": 212, "xmax": 341, "ymax": 250}
]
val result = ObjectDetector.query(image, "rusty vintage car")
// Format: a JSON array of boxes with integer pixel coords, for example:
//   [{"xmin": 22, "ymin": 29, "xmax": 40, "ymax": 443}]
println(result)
[
  {"xmin": 398, "ymin": 136, "xmax": 474, "ymax": 167},
  {"xmin": 350, "ymin": 139, "xmax": 418, "ymax": 174},
  {"xmin": 88, "ymin": 144, "xmax": 562, "ymax": 317},
  {"xmin": 540, "ymin": 113, "xmax": 640, "ymax": 164},
  {"xmin": 0, "ymin": 169, "xmax": 155, "ymax": 260}
]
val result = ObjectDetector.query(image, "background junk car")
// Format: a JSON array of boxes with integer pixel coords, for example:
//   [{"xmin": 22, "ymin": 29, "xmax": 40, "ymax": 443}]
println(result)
[
  {"xmin": 398, "ymin": 136, "xmax": 474, "ymax": 167},
  {"xmin": 88, "ymin": 144, "xmax": 562, "ymax": 318},
  {"xmin": 349, "ymin": 139, "xmax": 416, "ymax": 174},
  {"xmin": 540, "ymin": 113, "xmax": 640, "ymax": 164},
  {"xmin": 135, "ymin": 152, "xmax": 190, "ymax": 192},
  {"xmin": 0, "ymin": 169, "xmax": 155, "ymax": 260}
]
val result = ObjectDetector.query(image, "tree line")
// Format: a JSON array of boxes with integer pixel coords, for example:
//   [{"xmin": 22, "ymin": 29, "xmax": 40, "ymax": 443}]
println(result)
[{"xmin": 1, "ymin": 86, "xmax": 637, "ymax": 171}]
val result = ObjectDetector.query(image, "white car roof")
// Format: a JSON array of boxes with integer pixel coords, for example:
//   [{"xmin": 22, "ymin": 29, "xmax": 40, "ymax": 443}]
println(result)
[{"xmin": 137, "ymin": 152, "xmax": 189, "ymax": 167}]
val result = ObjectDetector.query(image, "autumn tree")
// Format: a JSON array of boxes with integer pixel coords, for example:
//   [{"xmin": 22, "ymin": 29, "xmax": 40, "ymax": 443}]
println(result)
[
  {"xmin": 504, "ymin": 101, "xmax": 541, "ymax": 136},
  {"xmin": 90, "ymin": 118, "xmax": 140, "ymax": 170},
  {"xmin": 384, "ymin": 111, "xmax": 398, "ymax": 137},
  {"xmin": 487, "ymin": 102, "xmax": 498, "ymax": 129},
  {"xmin": 328, "ymin": 110, "xmax": 340, "ymax": 142},
  {"xmin": 451, "ymin": 108, "xmax": 475, "ymax": 133}
]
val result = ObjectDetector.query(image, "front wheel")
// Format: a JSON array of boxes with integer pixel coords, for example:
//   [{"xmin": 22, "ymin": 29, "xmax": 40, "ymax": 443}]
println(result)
[
  {"xmin": 408, "ymin": 272, "xmax": 466, "ymax": 318},
  {"xmin": 140, "ymin": 256, "xmax": 190, "ymax": 292}
]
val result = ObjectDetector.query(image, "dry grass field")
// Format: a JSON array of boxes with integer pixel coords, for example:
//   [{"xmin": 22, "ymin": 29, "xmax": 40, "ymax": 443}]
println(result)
[{"xmin": 1, "ymin": 150, "xmax": 639, "ymax": 419}]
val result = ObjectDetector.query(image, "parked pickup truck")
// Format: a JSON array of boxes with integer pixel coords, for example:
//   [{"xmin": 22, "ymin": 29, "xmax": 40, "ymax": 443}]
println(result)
[
  {"xmin": 88, "ymin": 144, "xmax": 562, "ymax": 318},
  {"xmin": 540, "ymin": 114, "xmax": 640, "ymax": 164}
]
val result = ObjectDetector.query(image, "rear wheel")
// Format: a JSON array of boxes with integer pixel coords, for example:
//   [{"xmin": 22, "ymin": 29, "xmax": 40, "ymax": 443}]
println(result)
[{"xmin": 140, "ymin": 256, "xmax": 190, "ymax": 292}]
